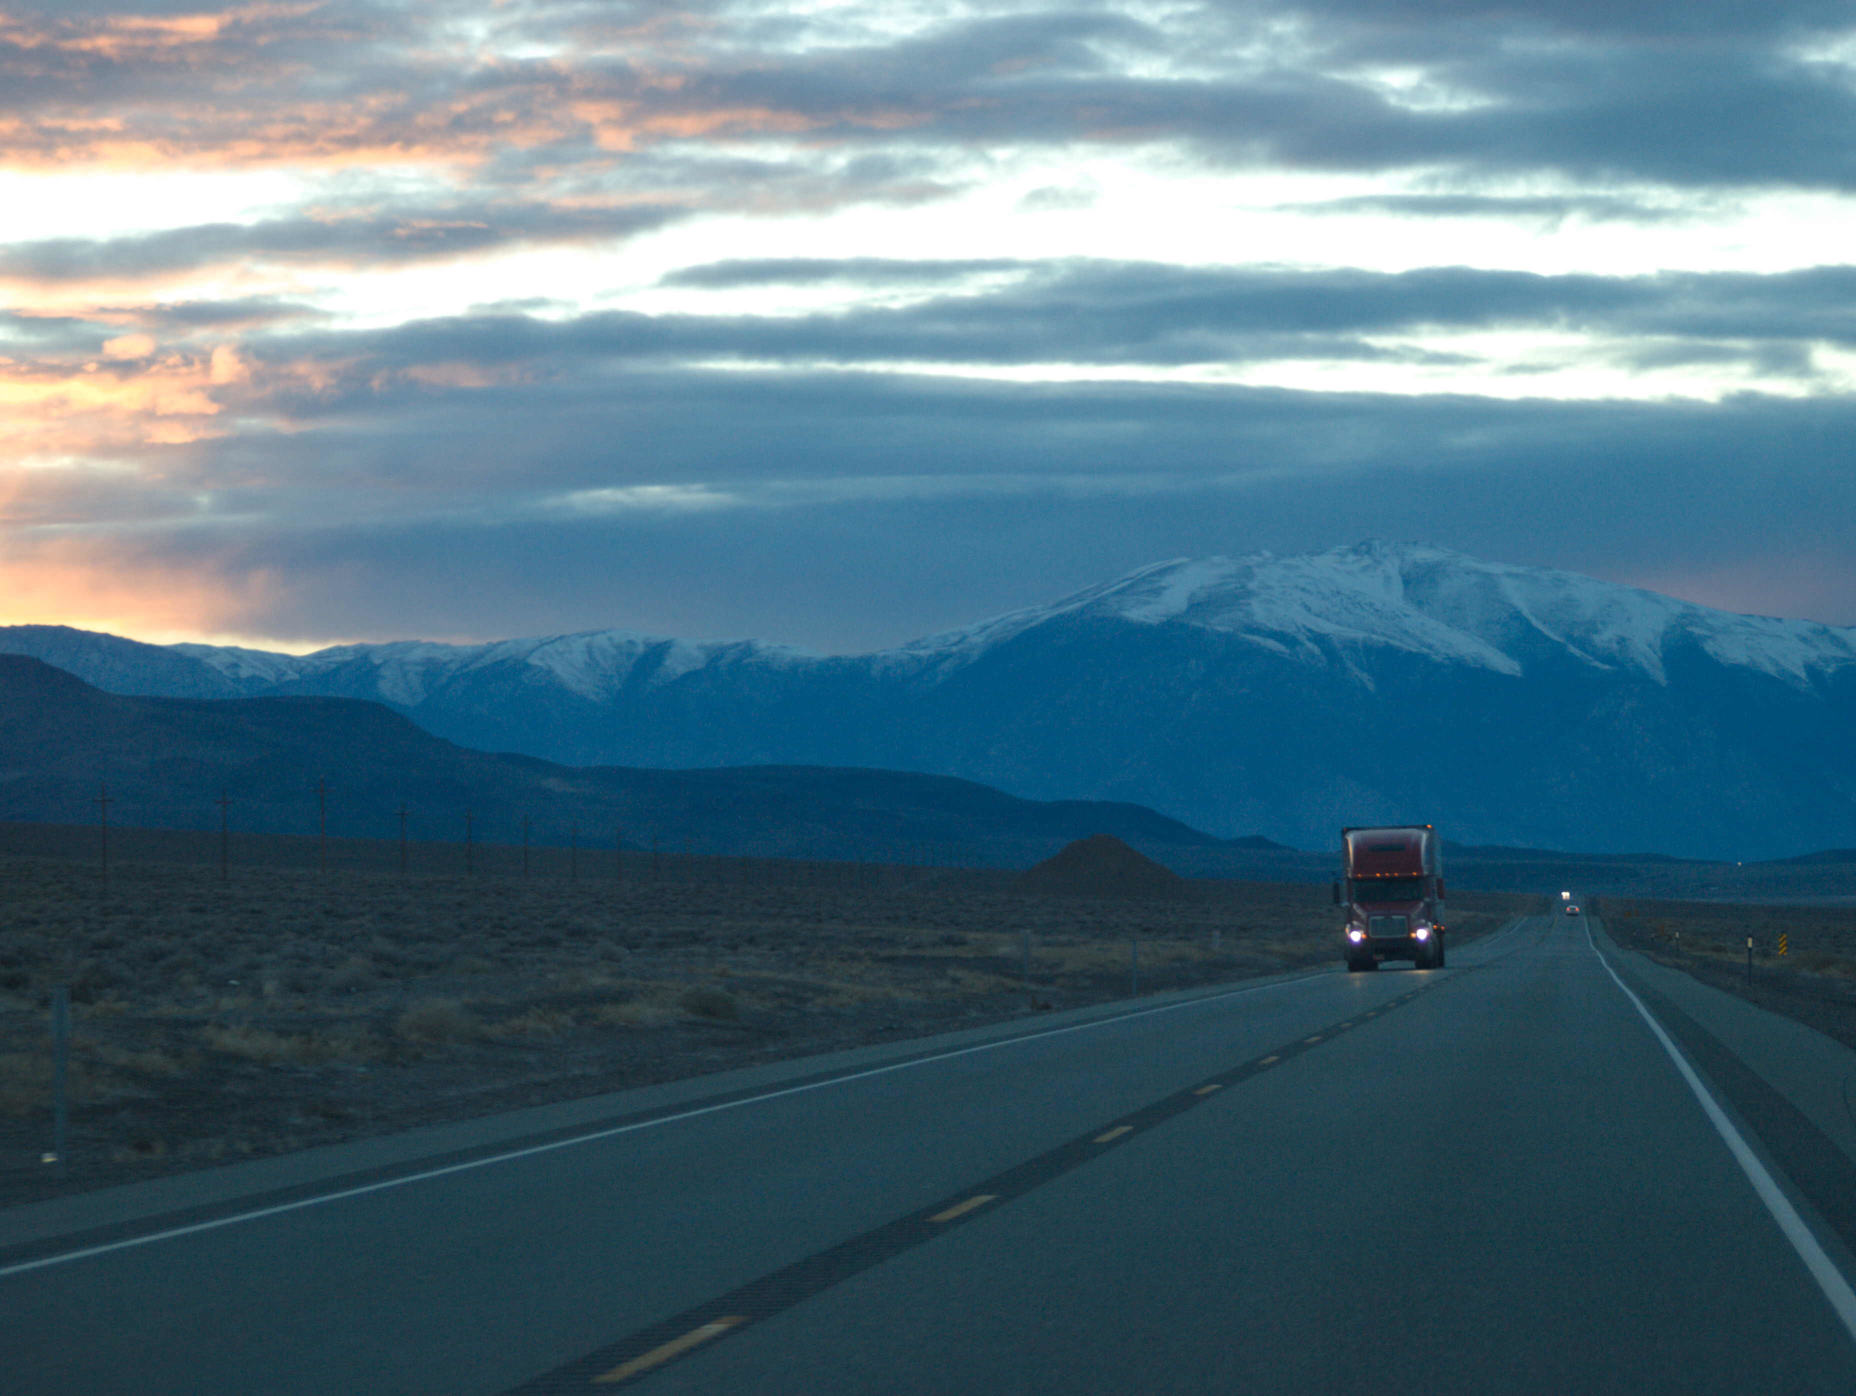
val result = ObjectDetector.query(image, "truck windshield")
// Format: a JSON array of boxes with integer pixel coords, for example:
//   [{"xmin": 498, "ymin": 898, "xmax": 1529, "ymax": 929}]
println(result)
[{"xmin": 1354, "ymin": 875, "xmax": 1425, "ymax": 901}]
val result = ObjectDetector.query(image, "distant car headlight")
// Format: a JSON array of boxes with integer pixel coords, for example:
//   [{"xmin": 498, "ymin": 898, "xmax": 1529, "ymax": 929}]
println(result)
[
  {"xmin": 1413, "ymin": 926, "xmax": 1431, "ymax": 941},
  {"xmin": 1346, "ymin": 929, "xmax": 1365, "ymax": 943}
]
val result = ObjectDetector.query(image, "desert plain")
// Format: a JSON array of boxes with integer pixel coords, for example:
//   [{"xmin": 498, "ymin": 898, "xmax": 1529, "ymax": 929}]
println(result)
[
  {"xmin": 5, "ymin": 819, "xmax": 1851, "ymax": 1212},
  {"xmin": 0, "ymin": 821, "xmax": 1541, "ymax": 1207}
]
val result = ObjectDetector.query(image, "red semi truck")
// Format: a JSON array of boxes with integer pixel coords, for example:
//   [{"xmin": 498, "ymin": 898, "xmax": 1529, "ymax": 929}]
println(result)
[{"xmin": 1337, "ymin": 825, "xmax": 1446, "ymax": 970}]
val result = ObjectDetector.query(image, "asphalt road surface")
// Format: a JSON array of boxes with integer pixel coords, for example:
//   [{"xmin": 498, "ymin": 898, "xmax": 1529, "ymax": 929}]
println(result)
[{"xmin": 5, "ymin": 911, "xmax": 1855, "ymax": 1393}]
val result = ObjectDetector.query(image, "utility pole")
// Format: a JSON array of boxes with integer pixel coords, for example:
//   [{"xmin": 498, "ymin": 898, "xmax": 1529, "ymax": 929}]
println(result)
[
  {"xmin": 615, "ymin": 827, "xmax": 624, "ymax": 882},
  {"xmin": 315, "ymin": 777, "xmax": 328, "ymax": 874},
  {"xmin": 216, "ymin": 790, "xmax": 231, "ymax": 883},
  {"xmin": 570, "ymin": 823, "xmax": 579, "ymax": 881},
  {"xmin": 464, "ymin": 810, "xmax": 475, "ymax": 876},
  {"xmin": 95, "ymin": 782, "xmax": 112, "ymax": 893},
  {"xmin": 397, "ymin": 804, "xmax": 409, "ymax": 877},
  {"xmin": 522, "ymin": 816, "xmax": 531, "ymax": 877}
]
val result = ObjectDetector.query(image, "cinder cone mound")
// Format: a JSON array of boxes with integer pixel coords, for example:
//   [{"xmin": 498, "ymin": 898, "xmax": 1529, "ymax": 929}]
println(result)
[{"xmin": 1014, "ymin": 834, "xmax": 1183, "ymax": 898}]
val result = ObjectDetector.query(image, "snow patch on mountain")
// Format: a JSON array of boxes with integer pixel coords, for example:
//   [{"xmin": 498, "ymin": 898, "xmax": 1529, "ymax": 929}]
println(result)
[
  {"xmin": 961, "ymin": 540, "xmax": 1856, "ymax": 690},
  {"xmin": 504, "ymin": 632, "xmax": 664, "ymax": 701},
  {"xmin": 207, "ymin": 628, "xmax": 832, "ymax": 706},
  {"xmin": 1686, "ymin": 611, "xmax": 1856, "ymax": 687},
  {"xmin": 1382, "ymin": 545, "xmax": 1856, "ymax": 688},
  {"xmin": 320, "ymin": 641, "xmax": 475, "ymax": 706},
  {"xmin": 875, "ymin": 563, "xmax": 1181, "ymax": 676},
  {"xmin": 172, "ymin": 643, "xmax": 312, "ymax": 687},
  {"xmin": 1108, "ymin": 556, "xmax": 1242, "ymax": 623},
  {"xmin": 934, "ymin": 544, "xmax": 1525, "ymax": 679}
]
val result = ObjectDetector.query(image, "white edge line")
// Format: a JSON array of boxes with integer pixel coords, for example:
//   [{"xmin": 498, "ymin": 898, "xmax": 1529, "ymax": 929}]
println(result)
[
  {"xmin": 1587, "ymin": 921, "xmax": 1856, "ymax": 1346},
  {"xmin": 2, "ymin": 966, "xmax": 1330, "ymax": 1281}
]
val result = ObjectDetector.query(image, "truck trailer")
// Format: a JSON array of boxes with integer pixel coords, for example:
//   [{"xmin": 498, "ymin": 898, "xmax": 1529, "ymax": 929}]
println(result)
[{"xmin": 1337, "ymin": 825, "xmax": 1445, "ymax": 970}]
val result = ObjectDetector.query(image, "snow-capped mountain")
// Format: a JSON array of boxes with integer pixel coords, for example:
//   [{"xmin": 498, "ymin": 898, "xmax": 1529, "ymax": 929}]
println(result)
[
  {"xmin": 174, "ymin": 631, "xmax": 818, "ymax": 706},
  {"xmin": 908, "ymin": 543, "xmax": 1856, "ymax": 688},
  {"xmin": 7, "ymin": 542, "xmax": 1856, "ymax": 859}
]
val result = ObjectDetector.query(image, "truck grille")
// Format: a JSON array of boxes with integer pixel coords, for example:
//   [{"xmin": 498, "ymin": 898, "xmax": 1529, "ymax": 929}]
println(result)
[{"xmin": 1368, "ymin": 915, "xmax": 1410, "ymax": 940}]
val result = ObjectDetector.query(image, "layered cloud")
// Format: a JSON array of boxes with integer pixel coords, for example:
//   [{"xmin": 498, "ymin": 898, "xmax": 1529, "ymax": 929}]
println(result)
[{"xmin": 5, "ymin": 0, "xmax": 1856, "ymax": 646}]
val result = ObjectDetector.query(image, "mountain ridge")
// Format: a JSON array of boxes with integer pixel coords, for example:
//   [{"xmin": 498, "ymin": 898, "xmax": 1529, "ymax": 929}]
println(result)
[
  {"xmin": 5, "ymin": 542, "xmax": 1854, "ymax": 859},
  {"xmin": 130, "ymin": 540, "xmax": 1856, "ymax": 697},
  {"xmin": 0, "ymin": 654, "xmax": 1258, "ymax": 868}
]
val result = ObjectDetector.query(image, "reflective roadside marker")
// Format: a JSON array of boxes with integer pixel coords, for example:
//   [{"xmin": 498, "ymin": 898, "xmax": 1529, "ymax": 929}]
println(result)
[{"xmin": 1779, "ymin": 933, "xmax": 1788, "ymax": 957}]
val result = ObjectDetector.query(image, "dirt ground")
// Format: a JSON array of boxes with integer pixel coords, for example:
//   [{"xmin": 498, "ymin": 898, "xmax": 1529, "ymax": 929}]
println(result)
[
  {"xmin": 0, "ymin": 831, "xmax": 1535, "ymax": 1208},
  {"xmin": 1599, "ymin": 895, "xmax": 1856, "ymax": 1051}
]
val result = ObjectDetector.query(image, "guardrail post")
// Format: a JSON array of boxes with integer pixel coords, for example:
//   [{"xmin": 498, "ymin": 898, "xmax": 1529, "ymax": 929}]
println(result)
[{"xmin": 48, "ymin": 985, "xmax": 69, "ymax": 1171}]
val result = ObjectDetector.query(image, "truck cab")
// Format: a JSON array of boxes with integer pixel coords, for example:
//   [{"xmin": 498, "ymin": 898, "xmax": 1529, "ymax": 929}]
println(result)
[{"xmin": 1338, "ymin": 825, "xmax": 1445, "ymax": 970}]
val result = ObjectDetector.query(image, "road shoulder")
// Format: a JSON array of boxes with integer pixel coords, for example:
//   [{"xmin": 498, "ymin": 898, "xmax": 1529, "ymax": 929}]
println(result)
[
  {"xmin": 1591, "ymin": 916, "xmax": 1856, "ymax": 1294},
  {"xmin": 1592, "ymin": 917, "xmax": 1856, "ymax": 1163}
]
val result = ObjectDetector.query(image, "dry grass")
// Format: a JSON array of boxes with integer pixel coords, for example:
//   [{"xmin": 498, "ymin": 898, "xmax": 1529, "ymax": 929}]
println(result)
[
  {"xmin": 486, "ymin": 1007, "xmax": 577, "ymax": 1040},
  {"xmin": 394, "ymin": 998, "xmax": 481, "ymax": 1045},
  {"xmin": 0, "ymin": 1049, "xmax": 126, "ymax": 1116},
  {"xmin": 202, "ymin": 1022, "xmax": 381, "ymax": 1066},
  {"xmin": 591, "ymin": 995, "xmax": 684, "ymax": 1029}
]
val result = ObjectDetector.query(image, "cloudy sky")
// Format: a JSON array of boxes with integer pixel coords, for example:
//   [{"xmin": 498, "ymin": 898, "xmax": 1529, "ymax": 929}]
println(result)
[{"xmin": 4, "ymin": 0, "xmax": 1855, "ymax": 652}]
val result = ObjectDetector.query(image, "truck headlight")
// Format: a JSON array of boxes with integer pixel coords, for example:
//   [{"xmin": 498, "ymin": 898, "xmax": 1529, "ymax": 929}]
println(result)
[
  {"xmin": 1346, "ymin": 929, "xmax": 1365, "ymax": 943},
  {"xmin": 1413, "ymin": 926, "xmax": 1431, "ymax": 941}
]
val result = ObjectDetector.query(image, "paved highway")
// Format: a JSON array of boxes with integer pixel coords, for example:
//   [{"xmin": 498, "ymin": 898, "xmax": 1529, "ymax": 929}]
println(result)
[{"xmin": 4, "ymin": 911, "xmax": 1855, "ymax": 1393}]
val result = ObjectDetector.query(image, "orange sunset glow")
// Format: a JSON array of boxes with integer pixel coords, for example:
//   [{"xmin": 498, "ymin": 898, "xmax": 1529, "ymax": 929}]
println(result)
[{"xmin": 2, "ymin": 0, "xmax": 1854, "ymax": 654}]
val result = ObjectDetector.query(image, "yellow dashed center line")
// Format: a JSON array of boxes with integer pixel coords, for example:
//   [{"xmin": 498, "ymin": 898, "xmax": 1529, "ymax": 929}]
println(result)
[
  {"xmin": 595, "ymin": 1317, "xmax": 745, "ymax": 1384},
  {"xmin": 541, "ymin": 985, "xmax": 1463, "ymax": 1392},
  {"xmin": 930, "ymin": 1194, "xmax": 997, "ymax": 1223}
]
